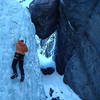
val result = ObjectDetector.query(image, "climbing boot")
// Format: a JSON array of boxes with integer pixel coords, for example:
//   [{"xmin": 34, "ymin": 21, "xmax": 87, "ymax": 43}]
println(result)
[
  {"xmin": 10, "ymin": 73, "xmax": 18, "ymax": 79},
  {"xmin": 20, "ymin": 75, "xmax": 24, "ymax": 82}
]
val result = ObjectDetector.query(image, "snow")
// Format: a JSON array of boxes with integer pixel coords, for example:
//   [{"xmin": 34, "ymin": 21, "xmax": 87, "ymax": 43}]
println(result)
[
  {"xmin": 43, "ymin": 73, "xmax": 82, "ymax": 100},
  {"xmin": 0, "ymin": 0, "xmax": 45, "ymax": 100},
  {"xmin": 38, "ymin": 53, "xmax": 82, "ymax": 100},
  {"xmin": 16, "ymin": 0, "xmax": 33, "ymax": 7},
  {"xmin": 38, "ymin": 52, "xmax": 55, "ymax": 69}
]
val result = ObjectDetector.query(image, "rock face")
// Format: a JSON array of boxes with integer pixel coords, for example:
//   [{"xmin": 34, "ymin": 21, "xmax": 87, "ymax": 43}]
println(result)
[
  {"xmin": 0, "ymin": 0, "xmax": 45, "ymax": 100},
  {"xmin": 29, "ymin": 0, "xmax": 100, "ymax": 100},
  {"xmin": 29, "ymin": 0, "xmax": 59, "ymax": 39}
]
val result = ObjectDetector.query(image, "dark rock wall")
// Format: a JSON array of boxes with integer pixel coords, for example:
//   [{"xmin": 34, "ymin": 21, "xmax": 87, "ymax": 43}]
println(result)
[
  {"xmin": 29, "ymin": 0, "xmax": 59, "ymax": 39},
  {"xmin": 29, "ymin": 0, "xmax": 100, "ymax": 100},
  {"xmin": 55, "ymin": 2, "xmax": 76, "ymax": 75},
  {"xmin": 61, "ymin": 0, "xmax": 100, "ymax": 100}
]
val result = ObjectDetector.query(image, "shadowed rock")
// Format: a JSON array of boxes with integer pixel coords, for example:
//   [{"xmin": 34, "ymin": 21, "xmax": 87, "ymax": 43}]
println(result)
[{"xmin": 29, "ymin": 0, "xmax": 100, "ymax": 100}]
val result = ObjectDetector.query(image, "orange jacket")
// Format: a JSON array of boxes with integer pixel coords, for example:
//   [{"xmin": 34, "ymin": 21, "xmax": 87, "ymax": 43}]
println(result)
[{"xmin": 16, "ymin": 40, "xmax": 28, "ymax": 54}]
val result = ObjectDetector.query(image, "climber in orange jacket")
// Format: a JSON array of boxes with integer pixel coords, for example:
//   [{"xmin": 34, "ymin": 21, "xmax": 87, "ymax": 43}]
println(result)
[{"xmin": 10, "ymin": 40, "xmax": 28, "ymax": 82}]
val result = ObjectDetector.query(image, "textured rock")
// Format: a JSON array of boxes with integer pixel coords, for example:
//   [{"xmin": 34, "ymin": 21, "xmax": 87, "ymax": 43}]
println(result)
[
  {"xmin": 41, "ymin": 67, "xmax": 55, "ymax": 75},
  {"xmin": 62, "ymin": 1, "xmax": 100, "ymax": 100},
  {"xmin": 29, "ymin": 0, "xmax": 59, "ymax": 39},
  {"xmin": 29, "ymin": 0, "xmax": 100, "ymax": 100}
]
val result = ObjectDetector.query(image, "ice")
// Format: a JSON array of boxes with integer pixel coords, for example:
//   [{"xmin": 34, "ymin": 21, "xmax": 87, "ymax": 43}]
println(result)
[
  {"xmin": 38, "ymin": 52, "xmax": 55, "ymax": 69},
  {"xmin": 0, "ymin": 0, "xmax": 45, "ymax": 100},
  {"xmin": 43, "ymin": 72, "xmax": 82, "ymax": 100},
  {"xmin": 16, "ymin": 0, "xmax": 33, "ymax": 7}
]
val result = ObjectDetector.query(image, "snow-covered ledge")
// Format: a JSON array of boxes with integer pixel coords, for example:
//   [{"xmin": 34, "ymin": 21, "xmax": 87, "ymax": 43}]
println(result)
[{"xmin": 0, "ymin": 0, "xmax": 45, "ymax": 100}]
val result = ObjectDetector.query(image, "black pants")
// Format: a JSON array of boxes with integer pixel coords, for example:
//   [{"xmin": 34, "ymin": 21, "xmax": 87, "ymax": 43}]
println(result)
[{"xmin": 12, "ymin": 52, "xmax": 25, "ymax": 76}]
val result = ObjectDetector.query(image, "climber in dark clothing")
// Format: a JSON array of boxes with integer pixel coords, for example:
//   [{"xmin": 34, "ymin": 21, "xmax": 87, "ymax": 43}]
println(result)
[{"xmin": 10, "ymin": 40, "xmax": 28, "ymax": 82}]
